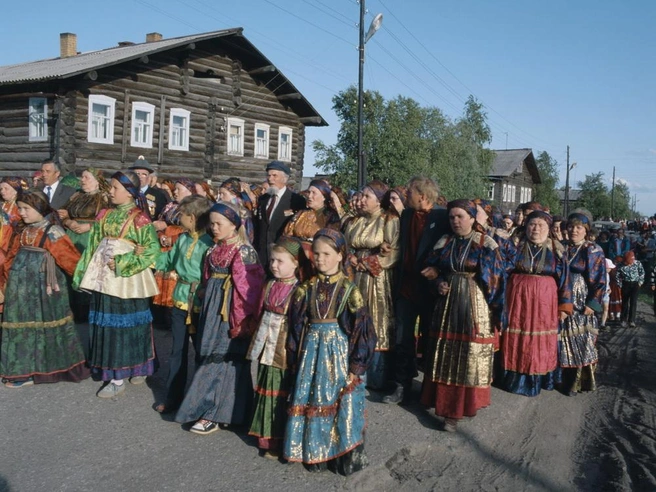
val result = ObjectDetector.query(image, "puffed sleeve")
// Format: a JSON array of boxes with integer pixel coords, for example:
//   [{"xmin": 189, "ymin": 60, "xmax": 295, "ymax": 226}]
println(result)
[
  {"xmin": 286, "ymin": 282, "xmax": 309, "ymax": 375},
  {"xmin": 362, "ymin": 214, "xmax": 400, "ymax": 275},
  {"xmin": 477, "ymin": 241, "xmax": 505, "ymax": 318},
  {"xmin": 45, "ymin": 226, "xmax": 82, "ymax": 277},
  {"xmin": 228, "ymin": 244, "xmax": 265, "ymax": 338},
  {"xmin": 555, "ymin": 249, "xmax": 573, "ymax": 314},
  {"xmin": 584, "ymin": 244, "xmax": 606, "ymax": 313},
  {"xmin": 340, "ymin": 284, "xmax": 377, "ymax": 375},
  {"xmin": 72, "ymin": 209, "xmax": 107, "ymax": 290},
  {"xmin": 114, "ymin": 220, "xmax": 160, "ymax": 277}
]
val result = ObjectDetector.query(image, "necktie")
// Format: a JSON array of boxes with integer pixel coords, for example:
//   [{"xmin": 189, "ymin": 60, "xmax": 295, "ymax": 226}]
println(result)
[
  {"xmin": 45, "ymin": 186, "xmax": 52, "ymax": 202},
  {"xmin": 266, "ymin": 195, "xmax": 277, "ymax": 220}
]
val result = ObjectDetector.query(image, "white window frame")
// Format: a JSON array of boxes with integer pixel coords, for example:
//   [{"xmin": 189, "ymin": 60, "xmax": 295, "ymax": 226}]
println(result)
[
  {"xmin": 502, "ymin": 184, "xmax": 508, "ymax": 202},
  {"xmin": 227, "ymin": 117, "xmax": 244, "ymax": 156},
  {"xmin": 277, "ymin": 126, "xmax": 293, "ymax": 162},
  {"xmin": 87, "ymin": 94, "xmax": 116, "ymax": 144},
  {"xmin": 254, "ymin": 123, "xmax": 270, "ymax": 159},
  {"xmin": 527, "ymin": 188, "xmax": 532, "ymax": 202},
  {"xmin": 28, "ymin": 97, "xmax": 48, "ymax": 142},
  {"xmin": 130, "ymin": 101, "xmax": 155, "ymax": 148},
  {"xmin": 511, "ymin": 185, "xmax": 517, "ymax": 203},
  {"xmin": 487, "ymin": 182, "xmax": 495, "ymax": 201},
  {"xmin": 169, "ymin": 108, "xmax": 190, "ymax": 151}
]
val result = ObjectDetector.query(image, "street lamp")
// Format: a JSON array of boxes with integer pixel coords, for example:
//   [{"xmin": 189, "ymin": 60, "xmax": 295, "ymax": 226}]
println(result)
[
  {"xmin": 564, "ymin": 161, "xmax": 577, "ymax": 216},
  {"xmin": 357, "ymin": 5, "xmax": 383, "ymax": 189}
]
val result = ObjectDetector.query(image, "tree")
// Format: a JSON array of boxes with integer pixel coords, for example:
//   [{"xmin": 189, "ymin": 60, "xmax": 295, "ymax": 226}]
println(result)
[
  {"xmin": 534, "ymin": 151, "xmax": 561, "ymax": 214},
  {"xmin": 312, "ymin": 86, "xmax": 494, "ymax": 198},
  {"xmin": 577, "ymin": 173, "xmax": 634, "ymax": 220}
]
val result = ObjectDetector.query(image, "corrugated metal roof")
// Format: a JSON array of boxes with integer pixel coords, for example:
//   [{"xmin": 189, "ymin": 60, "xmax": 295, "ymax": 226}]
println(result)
[{"xmin": 0, "ymin": 29, "xmax": 241, "ymax": 85}]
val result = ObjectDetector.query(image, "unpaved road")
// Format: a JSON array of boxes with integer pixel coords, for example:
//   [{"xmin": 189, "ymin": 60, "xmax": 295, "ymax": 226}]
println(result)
[{"xmin": 2, "ymin": 302, "xmax": 655, "ymax": 492}]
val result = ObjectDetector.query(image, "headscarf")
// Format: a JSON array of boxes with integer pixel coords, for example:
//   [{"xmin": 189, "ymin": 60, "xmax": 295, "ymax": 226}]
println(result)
[
  {"xmin": 210, "ymin": 202, "xmax": 242, "ymax": 229},
  {"xmin": 567, "ymin": 212, "xmax": 591, "ymax": 231},
  {"xmin": 84, "ymin": 167, "xmax": 110, "ymax": 194},
  {"xmin": 525, "ymin": 210, "xmax": 553, "ymax": 228},
  {"xmin": 274, "ymin": 236, "xmax": 302, "ymax": 263},
  {"xmin": 1, "ymin": 176, "xmax": 29, "ymax": 193},
  {"xmin": 16, "ymin": 189, "xmax": 52, "ymax": 217},
  {"xmin": 175, "ymin": 178, "xmax": 198, "ymax": 196},
  {"xmin": 364, "ymin": 179, "xmax": 388, "ymax": 203},
  {"xmin": 112, "ymin": 171, "xmax": 148, "ymax": 212},
  {"xmin": 447, "ymin": 199, "xmax": 485, "ymax": 235},
  {"xmin": 197, "ymin": 181, "xmax": 217, "ymax": 202},
  {"xmin": 308, "ymin": 179, "xmax": 332, "ymax": 209},
  {"xmin": 391, "ymin": 186, "xmax": 407, "ymax": 206},
  {"xmin": 313, "ymin": 228, "xmax": 348, "ymax": 261}
]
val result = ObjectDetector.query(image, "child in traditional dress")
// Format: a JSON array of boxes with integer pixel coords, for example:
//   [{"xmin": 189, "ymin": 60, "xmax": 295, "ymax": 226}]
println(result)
[
  {"xmin": 153, "ymin": 195, "xmax": 213, "ymax": 414},
  {"xmin": 1, "ymin": 190, "xmax": 89, "ymax": 387},
  {"xmin": 175, "ymin": 202, "xmax": 264, "ymax": 434},
  {"xmin": 284, "ymin": 229, "xmax": 376, "ymax": 475},
  {"xmin": 73, "ymin": 171, "xmax": 161, "ymax": 398},
  {"xmin": 247, "ymin": 236, "xmax": 302, "ymax": 458}
]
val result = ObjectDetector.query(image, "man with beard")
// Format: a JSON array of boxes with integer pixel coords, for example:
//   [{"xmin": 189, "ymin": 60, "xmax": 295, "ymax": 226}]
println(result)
[{"xmin": 254, "ymin": 161, "xmax": 306, "ymax": 273}]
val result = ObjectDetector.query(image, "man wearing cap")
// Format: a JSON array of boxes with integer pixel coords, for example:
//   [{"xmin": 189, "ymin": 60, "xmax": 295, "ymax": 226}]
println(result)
[
  {"xmin": 254, "ymin": 161, "xmax": 306, "ymax": 272},
  {"xmin": 41, "ymin": 159, "xmax": 76, "ymax": 210},
  {"xmin": 128, "ymin": 157, "xmax": 170, "ymax": 220}
]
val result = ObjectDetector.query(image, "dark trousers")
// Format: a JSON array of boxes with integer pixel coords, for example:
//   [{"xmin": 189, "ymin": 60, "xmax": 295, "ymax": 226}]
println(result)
[
  {"xmin": 164, "ymin": 307, "xmax": 199, "ymax": 407},
  {"xmin": 391, "ymin": 296, "xmax": 435, "ymax": 388},
  {"xmin": 621, "ymin": 282, "xmax": 640, "ymax": 323}
]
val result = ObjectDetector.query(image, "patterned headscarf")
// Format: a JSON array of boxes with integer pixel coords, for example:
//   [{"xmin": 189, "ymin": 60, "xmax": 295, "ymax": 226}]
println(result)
[
  {"xmin": 17, "ymin": 189, "xmax": 52, "ymax": 217},
  {"xmin": 274, "ymin": 236, "xmax": 302, "ymax": 263},
  {"xmin": 220, "ymin": 178, "xmax": 242, "ymax": 198},
  {"xmin": 309, "ymin": 179, "xmax": 332, "ymax": 209},
  {"xmin": 85, "ymin": 167, "xmax": 110, "ymax": 194},
  {"xmin": 313, "ymin": 228, "xmax": 347, "ymax": 259},
  {"xmin": 210, "ymin": 202, "xmax": 242, "ymax": 229},
  {"xmin": 196, "ymin": 181, "xmax": 217, "ymax": 202},
  {"xmin": 1, "ymin": 176, "xmax": 29, "ymax": 193},
  {"xmin": 112, "ymin": 171, "xmax": 148, "ymax": 212},
  {"xmin": 364, "ymin": 179, "xmax": 389, "ymax": 203},
  {"xmin": 175, "ymin": 178, "xmax": 198, "ymax": 196},
  {"xmin": 525, "ymin": 210, "xmax": 553, "ymax": 228},
  {"xmin": 447, "ymin": 199, "xmax": 478, "ymax": 219},
  {"xmin": 567, "ymin": 212, "xmax": 591, "ymax": 231}
]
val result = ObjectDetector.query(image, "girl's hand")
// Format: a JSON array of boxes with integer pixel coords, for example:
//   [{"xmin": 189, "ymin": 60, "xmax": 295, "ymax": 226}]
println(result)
[
  {"xmin": 380, "ymin": 242, "xmax": 392, "ymax": 256},
  {"xmin": 559, "ymin": 311, "xmax": 569, "ymax": 321},
  {"xmin": 583, "ymin": 306, "xmax": 594, "ymax": 316},
  {"xmin": 57, "ymin": 209, "xmax": 70, "ymax": 220},
  {"xmin": 134, "ymin": 244, "xmax": 146, "ymax": 255},
  {"xmin": 438, "ymin": 281, "xmax": 450, "ymax": 296},
  {"xmin": 421, "ymin": 267, "xmax": 439, "ymax": 280},
  {"xmin": 348, "ymin": 372, "xmax": 358, "ymax": 383},
  {"xmin": 107, "ymin": 258, "xmax": 116, "ymax": 272}
]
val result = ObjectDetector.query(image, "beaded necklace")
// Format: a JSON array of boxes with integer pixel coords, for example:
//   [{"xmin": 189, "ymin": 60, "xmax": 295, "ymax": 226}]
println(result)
[{"xmin": 449, "ymin": 234, "xmax": 474, "ymax": 273}]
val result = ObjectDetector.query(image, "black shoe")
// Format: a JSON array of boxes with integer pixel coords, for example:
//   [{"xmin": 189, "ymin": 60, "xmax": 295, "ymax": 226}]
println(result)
[
  {"xmin": 382, "ymin": 384, "xmax": 404, "ymax": 404},
  {"xmin": 305, "ymin": 462, "xmax": 327, "ymax": 473}
]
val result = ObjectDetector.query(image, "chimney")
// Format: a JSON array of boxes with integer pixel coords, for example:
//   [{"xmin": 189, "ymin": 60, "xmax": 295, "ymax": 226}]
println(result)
[
  {"xmin": 118, "ymin": 41, "xmax": 135, "ymax": 47},
  {"xmin": 146, "ymin": 32, "xmax": 163, "ymax": 43},
  {"xmin": 60, "ymin": 32, "xmax": 77, "ymax": 58}
]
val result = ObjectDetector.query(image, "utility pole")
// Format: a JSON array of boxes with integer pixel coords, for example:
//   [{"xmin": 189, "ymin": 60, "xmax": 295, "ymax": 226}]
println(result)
[
  {"xmin": 357, "ymin": 0, "xmax": 366, "ymax": 189},
  {"xmin": 610, "ymin": 166, "xmax": 615, "ymax": 220},
  {"xmin": 564, "ymin": 145, "xmax": 570, "ymax": 216}
]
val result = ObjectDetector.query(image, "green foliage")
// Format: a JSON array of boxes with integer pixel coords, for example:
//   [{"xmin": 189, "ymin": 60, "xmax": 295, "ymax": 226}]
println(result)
[
  {"xmin": 577, "ymin": 173, "xmax": 635, "ymax": 220},
  {"xmin": 312, "ymin": 86, "xmax": 493, "ymax": 199},
  {"xmin": 534, "ymin": 151, "xmax": 562, "ymax": 214}
]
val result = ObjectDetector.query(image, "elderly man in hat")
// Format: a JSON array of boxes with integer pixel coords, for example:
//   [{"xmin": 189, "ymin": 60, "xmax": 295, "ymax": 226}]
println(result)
[
  {"xmin": 128, "ymin": 157, "xmax": 170, "ymax": 220},
  {"xmin": 254, "ymin": 160, "xmax": 306, "ymax": 272}
]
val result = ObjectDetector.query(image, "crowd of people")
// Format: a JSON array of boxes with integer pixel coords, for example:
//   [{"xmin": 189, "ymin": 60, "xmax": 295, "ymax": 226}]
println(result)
[{"xmin": 0, "ymin": 156, "xmax": 653, "ymax": 475}]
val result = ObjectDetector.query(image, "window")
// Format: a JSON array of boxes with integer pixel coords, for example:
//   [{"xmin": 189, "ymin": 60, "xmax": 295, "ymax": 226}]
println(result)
[
  {"xmin": 169, "ymin": 108, "xmax": 190, "ymax": 151},
  {"xmin": 29, "ymin": 97, "xmax": 48, "ymax": 142},
  {"xmin": 511, "ymin": 185, "xmax": 517, "ymax": 202},
  {"xmin": 227, "ymin": 117, "xmax": 244, "ymax": 156},
  {"xmin": 502, "ymin": 184, "xmax": 508, "ymax": 202},
  {"xmin": 487, "ymin": 183, "xmax": 495, "ymax": 201},
  {"xmin": 87, "ymin": 95, "xmax": 116, "ymax": 144},
  {"xmin": 278, "ymin": 126, "xmax": 293, "ymax": 161},
  {"xmin": 131, "ymin": 102, "xmax": 155, "ymax": 148},
  {"xmin": 527, "ymin": 188, "xmax": 532, "ymax": 202},
  {"xmin": 254, "ymin": 123, "xmax": 270, "ymax": 159}
]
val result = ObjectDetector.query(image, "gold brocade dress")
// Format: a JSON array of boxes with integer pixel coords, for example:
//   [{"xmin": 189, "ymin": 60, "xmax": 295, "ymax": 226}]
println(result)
[{"xmin": 343, "ymin": 209, "xmax": 400, "ymax": 389}]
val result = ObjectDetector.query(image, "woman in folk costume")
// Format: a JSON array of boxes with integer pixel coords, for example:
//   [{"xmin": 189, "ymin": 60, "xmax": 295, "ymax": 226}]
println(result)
[
  {"xmin": 343, "ymin": 179, "xmax": 400, "ymax": 390},
  {"xmin": 247, "ymin": 236, "xmax": 302, "ymax": 458},
  {"xmin": 0, "ymin": 176, "xmax": 29, "ymax": 226},
  {"xmin": 420, "ymin": 199, "xmax": 505, "ymax": 432},
  {"xmin": 558, "ymin": 210, "xmax": 606, "ymax": 395},
  {"xmin": 218, "ymin": 177, "xmax": 255, "ymax": 243},
  {"xmin": 0, "ymin": 210, "xmax": 14, "ymax": 311},
  {"xmin": 1, "ymin": 190, "xmax": 89, "ymax": 388},
  {"xmin": 284, "ymin": 229, "xmax": 377, "ymax": 475},
  {"xmin": 175, "ymin": 202, "xmax": 264, "ymax": 435},
  {"xmin": 501, "ymin": 211, "xmax": 573, "ymax": 396},
  {"xmin": 73, "ymin": 171, "xmax": 160, "ymax": 398}
]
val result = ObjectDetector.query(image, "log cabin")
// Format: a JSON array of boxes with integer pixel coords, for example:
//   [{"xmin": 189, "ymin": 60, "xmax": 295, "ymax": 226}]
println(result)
[
  {"xmin": 0, "ymin": 29, "xmax": 327, "ymax": 187},
  {"xmin": 487, "ymin": 148, "xmax": 542, "ymax": 214}
]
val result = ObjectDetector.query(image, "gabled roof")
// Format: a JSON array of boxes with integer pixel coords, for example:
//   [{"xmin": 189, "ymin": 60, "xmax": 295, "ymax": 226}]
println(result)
[
  {"xmin": 489, "ymin": 148, "xmax": 541, "ymax": 184},
  {"xmin": 0, "ymin": 28, "xmax": 327, "ymax": 126}
]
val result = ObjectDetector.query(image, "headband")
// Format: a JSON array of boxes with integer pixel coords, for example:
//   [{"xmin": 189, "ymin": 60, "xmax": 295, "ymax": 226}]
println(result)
[
  {"xmin": 176, "ymin": 178, "xmax": 198, "ymax": 196},
  {"xmin": 17, "ymin": 189, "xmax": 52, "ymax": 217},
  {"xmin": 274, "ymin": 236, "xmax": 302, "ymax": 262},
  {"xmin": 447, "ymin": 199, "xmax": 478, "ymax": 219},
  {"xmin": 364, "ymin": 179, "xmax": 389, "ymax": 202},
  {"xmin": 112, "ymin": 172, "xmax": 148, "ymax": 212},
  {"xmin": 210, "ymin": 202, "xmax": 242, "ymax": 229},
  {"xmin": 567, "ymin": 212, "xmax": 590, "ymax": 229},
  {"xmin": 525, "ymin": 210, "xmax": 553, "ymax": 227},
  {"xmin": 309, "ymin": 179, "xmax": 332, "ymax": 206},
  {"xmin": 313, "ymin": 228, "xmax": 347, "ymax": 258}
]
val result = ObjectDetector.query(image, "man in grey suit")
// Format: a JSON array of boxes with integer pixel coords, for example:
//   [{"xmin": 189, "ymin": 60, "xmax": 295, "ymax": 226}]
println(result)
[{"xmin": 41, "ymin": 159, "xmax": 76, "ymax": 210}]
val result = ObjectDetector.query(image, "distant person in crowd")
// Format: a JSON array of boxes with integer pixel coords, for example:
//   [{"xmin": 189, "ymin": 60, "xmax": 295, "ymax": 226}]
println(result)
[
  {"xmin": 218, "ymin": 177, "xmax": 254, "ymax": 243},
  {"xmin": 609, "ymin": 228, "xmax": 631, "ymax": 259},
  {"xmin": 551, "ymin": 215, "xmax": 565, "ymax": 242},
  {"xmin": 0, "ymin": 176, "xmax": 28, "ymax": 226},
  {"xmin": 502, "ymin": 214, "xmax": 514, "ymax": 234},
  {"xmin": 32, "ymin": 170, "xmax": 44, "ymax": 189},
  {"xmin": 501, "ymin": 210, "xmax": 572, "ymax": 396},
  {"xmin": 616, "ymin": 251, "xmax": 644, "ymax": 328},
  {"xmin": 600, "ymin": 258, "xmax": 615, "ymax": 329},
  {"xmin": 128, "ymin": 157, "xmax": 169, "ymax": 220},
  {"xmin": 387, "ymin": 186, "xmax": 407, "ymax": 216},
  {"xmin": 41, "ymin": 159, "xmax": 76, "ymax": 210},
  {"xmin": 597, "ymin": 230, "xmax": 611, "ymax": 257},
  {"xmin": 383, "ymin": 176, "xmax": 449, "ymax": 405},
  {"xmin": 0, "ymin": 190, "xmax": 89, "ymax": 388},
  {"xmin": 608, "ymin": 255, "xmax": 623, "ymax": 323},
  {"xmin": 254, "ymin": 161, "xmax": 306, "ymax": 272},
  {"xmin": 635, "ymin": 230, "xmax": 656, "ymax": 273},
  {"xmin": 343, "ymin": 180, "xmax": 400, "ymax": 390},
  {"xmin": 195, "ymin": 180, "xmax": 217, "ymax": 202},
  {"xmin": 420, "ymin": 199, "xmax": 505, "ymax": 431},
  {"xmin": 73, "ymin": 171, "xmax": 161, "ymax": 398},
  {"xmin": 558, "ymin": 210, "xmax": 606, "ymax": 396},
  {"xmin": 475, "ymin": 199, "xmax": 514, "ymax": 271}
]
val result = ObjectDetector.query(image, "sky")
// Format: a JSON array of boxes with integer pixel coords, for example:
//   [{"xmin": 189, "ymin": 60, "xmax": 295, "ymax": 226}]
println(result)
[{"xmin": 2, "ymin": 0, "xmax": 655, "ymax": 215}]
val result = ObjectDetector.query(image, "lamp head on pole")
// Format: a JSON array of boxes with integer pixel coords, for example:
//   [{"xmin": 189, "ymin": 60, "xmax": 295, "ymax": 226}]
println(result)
[{"xmin": 365, "ymin": 13, "xmax": 383, "ymax": 43}]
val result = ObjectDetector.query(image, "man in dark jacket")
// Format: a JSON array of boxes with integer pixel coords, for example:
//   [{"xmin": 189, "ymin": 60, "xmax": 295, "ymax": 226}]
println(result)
[
  {"xmin": 41, "ymin": 159, "xmax": 76, "ymax": 210},
  {"xmin": 128, "ymin": 157, "xmax": 170, "ymax": 220},
  {"xmin": 254, "ymin": 160, "xmax": 306, "ymax": 273},
  {"xmin": 383, "ymin": 176, "xmax": 449, "ymax": 404}
]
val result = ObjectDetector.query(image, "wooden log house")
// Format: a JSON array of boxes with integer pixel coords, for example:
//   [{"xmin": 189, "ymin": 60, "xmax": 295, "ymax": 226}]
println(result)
[
  {"xmin": 487, "ymin": 148, "xmax": 542, "ymax": 214},
  {"xmin": 0, "ymin": 29, "xmax": 327, "ymax": 186}
]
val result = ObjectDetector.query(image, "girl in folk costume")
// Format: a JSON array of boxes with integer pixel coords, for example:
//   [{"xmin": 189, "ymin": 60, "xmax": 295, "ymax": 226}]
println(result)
[
  {"xmin": 218, "ymin": 177, "xmax": 255, "ymax": 243},
  {"xmin": 175, "ymin": 202, "xmax": 264, "ymax": 435},
  {"xmin": 247, "ymin": 236, "xmax": 302, "ymax": 458},
  {"xmin": 420, "ymin": 200, "xmax": 505, "ymax": 432},
  {"xmin": 1, "ymin": 190, "xmax": 89, "ymax": 388},
  {"xmin": 284, "ymin": 229, "xmax": 377, "ymax": 475},
  {"xmin": 152, "ymin": 195, "xmax": 214, "ymax": 414},
  {"xmin": 0, "ymin": 177, "xmax": 29, "ymax": 226},
  {"xmin": 73, "ymin": 171, "xmax": 161, "ymax": 398}
]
